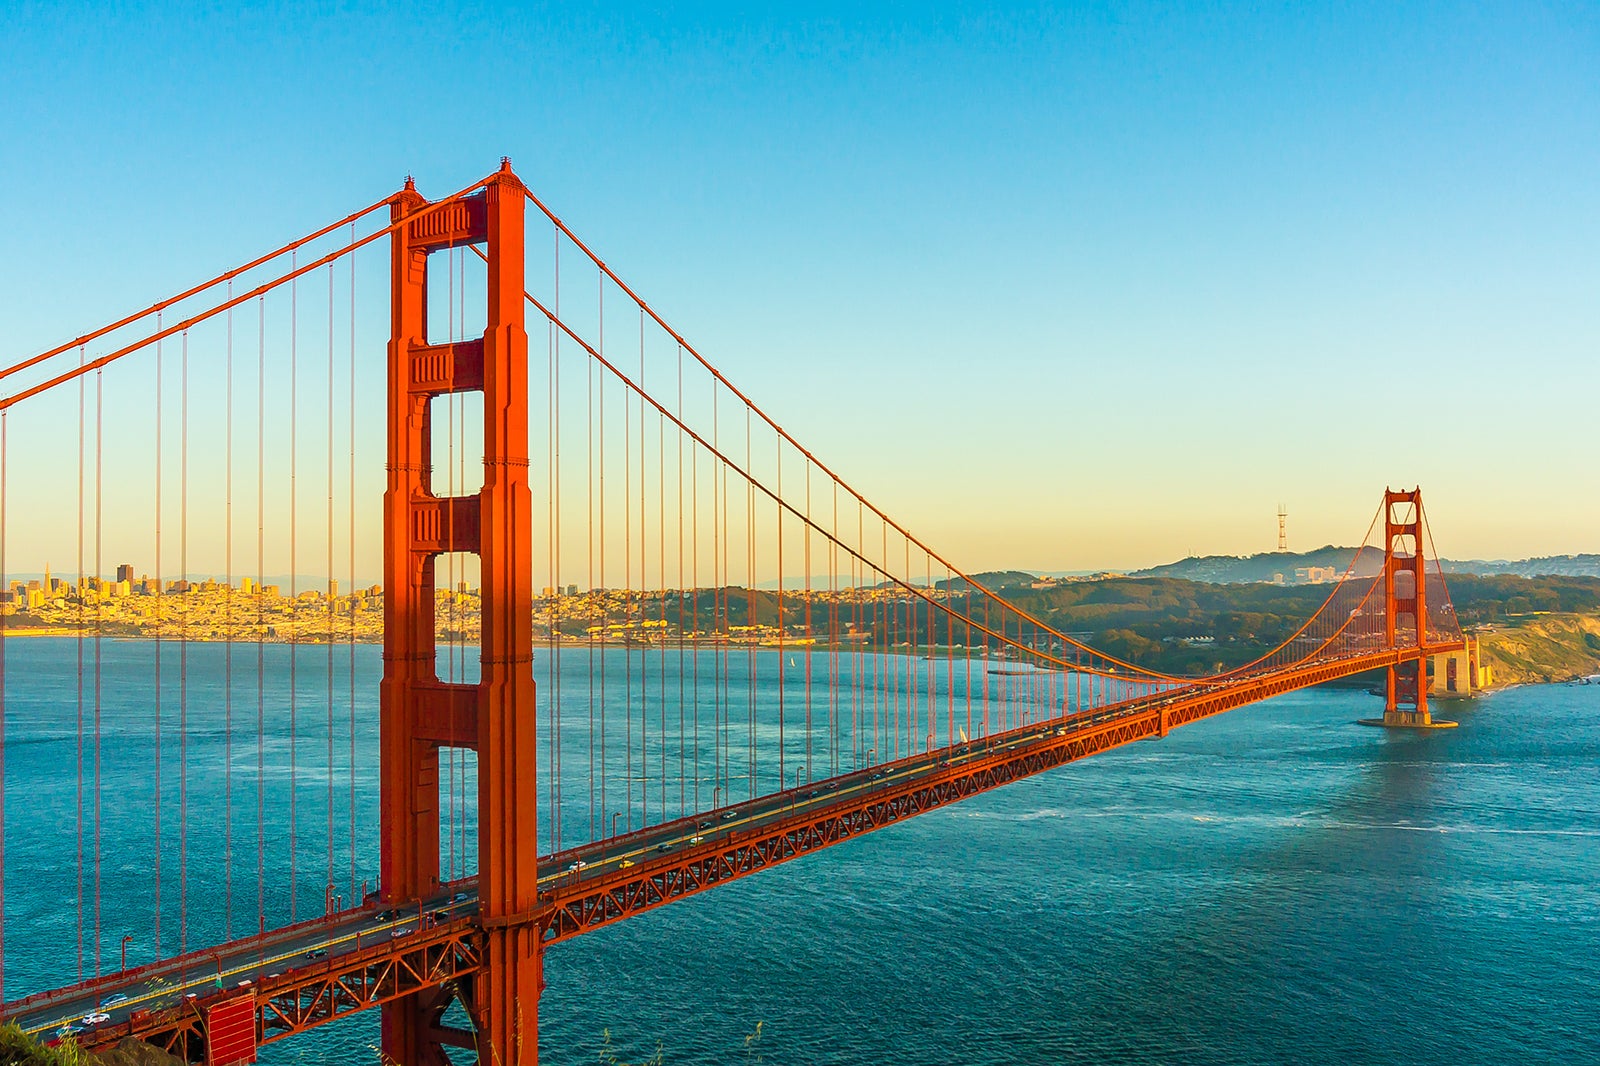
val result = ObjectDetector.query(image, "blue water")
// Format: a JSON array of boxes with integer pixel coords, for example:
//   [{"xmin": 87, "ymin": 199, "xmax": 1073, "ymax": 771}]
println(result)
[{"xmin": 5, "ymin": 637, "xmax": 1599, "ymax": 1063}]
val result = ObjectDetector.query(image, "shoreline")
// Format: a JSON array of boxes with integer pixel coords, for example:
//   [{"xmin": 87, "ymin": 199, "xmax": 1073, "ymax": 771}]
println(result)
[{"xmin": 0, "ymin": 626, "xmax": 1586, "ymax": 691}]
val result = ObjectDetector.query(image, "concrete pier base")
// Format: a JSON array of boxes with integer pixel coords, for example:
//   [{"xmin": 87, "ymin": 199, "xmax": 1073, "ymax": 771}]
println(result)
[{"xmin": 1358, "ymin": 711, "xmax": 1458, "ymax": 729}]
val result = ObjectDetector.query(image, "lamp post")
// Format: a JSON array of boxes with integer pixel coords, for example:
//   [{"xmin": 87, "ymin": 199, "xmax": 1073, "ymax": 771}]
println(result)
[
  {"xmin": 610, "ymin": 811, "xmax": 622, "ymax": 862},
  {"xmin": 120, "ymin": 935, "xmax": 132, "ymax": 973}
]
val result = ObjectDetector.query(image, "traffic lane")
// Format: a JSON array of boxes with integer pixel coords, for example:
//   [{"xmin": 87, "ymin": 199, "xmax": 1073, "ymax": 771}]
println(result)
[
  {"xmin": 23, "ymin": 891, "xmax": 477, "ymax": 1038},
  {"xmin": 554, "ymin": 690, "xmax": 1193, "ymax": 884}
]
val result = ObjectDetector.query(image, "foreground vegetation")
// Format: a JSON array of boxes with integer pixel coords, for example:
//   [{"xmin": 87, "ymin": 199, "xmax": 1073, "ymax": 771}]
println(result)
[{"xmin": 0, "ymin": 1026, "xmax": 179, "ymax": 1066}]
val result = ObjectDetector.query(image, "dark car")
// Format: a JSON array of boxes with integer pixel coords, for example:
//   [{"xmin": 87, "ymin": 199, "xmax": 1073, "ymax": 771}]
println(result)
[
  {"xmin": 305, "ymin": 947, "xmax": 328, "ymax": 960},
  {"xmin": 373, "ymin": 909, "xmax": 401, "ymax": 923}
]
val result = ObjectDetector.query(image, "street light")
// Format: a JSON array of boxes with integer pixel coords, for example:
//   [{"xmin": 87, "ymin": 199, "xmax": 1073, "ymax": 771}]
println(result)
[
  {"xmin": 610, "ymin": 811, "xmax": 622, "ymax": 863},
  {"xmin": 120, "ymin": 935, "xmax": 133, "ymax": 973}
]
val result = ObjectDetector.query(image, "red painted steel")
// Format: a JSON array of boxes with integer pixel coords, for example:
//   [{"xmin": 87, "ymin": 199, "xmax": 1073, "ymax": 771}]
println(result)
[
  {"xmin": 76, "ymin": 921, "xmax": 483, "ymax": 1059},
  {"xmin": 381, "ymin": 161, "xmax": 539, "ymax": 1065},
  {"xmin": 203, "ymin": 994, "xmax": 256, "ymax": 1066},
  {"xmin": 1383, "ymin": 488, "xmax": 1432, "ymax": 724},
  {"xmin": 473, "ymin": 160, "xmax": 543, "ymax": 1066}
]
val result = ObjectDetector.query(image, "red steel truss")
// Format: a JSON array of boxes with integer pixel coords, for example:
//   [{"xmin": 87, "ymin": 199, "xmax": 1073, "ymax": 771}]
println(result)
[{"xmin": 76, "ymin": 921, "xmax": 482, "ymax": 1061}]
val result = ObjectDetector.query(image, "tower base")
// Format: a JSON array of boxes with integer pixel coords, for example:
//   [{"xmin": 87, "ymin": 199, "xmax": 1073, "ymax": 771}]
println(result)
[{"xmin": 1358, "ymin": 711, "xmax": 1458, "ymax": 729}]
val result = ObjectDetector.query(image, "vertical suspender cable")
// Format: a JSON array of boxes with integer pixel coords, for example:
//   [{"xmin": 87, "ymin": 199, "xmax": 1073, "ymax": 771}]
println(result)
[
  {"xmin": 657, "ymin": 336, "xmax": 666, "ymax": 820},
  {"xmin": 800, "ymin": 460, "xmax": 812, "ymax": 784},
  {"xmin": 256, "ymin": 296, "xmax": 266, "ymax": 935},
  {"xmin": 76, "ymin": 345, "xmax": 85, "ymax": 982},
  {"xmin": 598, "ymin": 281, "xmax": 607, "ymax": 846},
  {"xmin": 712, "ymin": 382, "xmax": 722, "ymax": 801},
  {"xmin": 634, "ymin": 307, "xmax": 644, "ymax": 828},
  {"xmin": 632, "ymin": 298, "xmax": 644, "ymax": 828},
  {"xmin": 677, "ymin": 344, "xmax": 687, "ymax": 818},
  {"xmin": 289, "ymin": 256, "xmax": 299, "ymax": 922},
  {"xmin": 179, "ymin": 329, "xmax": 189, "ymax": 959},
  {"xmin": 711, "ymin": 383, "xmax": 721, "ymax": 801},
  {"xmin": 349, "ymin": 225, "xmax": 358, "ymax": 901},
  {"xmin": 687, "ymin": 349, "xmax": 699, "ymax": 816},
  {"xmin": 745, "ymin": 408, "xmax": 754, "ymax": 800},
  {"xmin": 830, "ymin": 480, "xmax": 838, "ymax": 777},
  {"xmin": 548, "ymin": 253, "xmax": 558, "ymax": 852},
  {"xmin": 583, "ymin": 244, "xmax": 597, "ymax": 843},
  {"xmin": 623, "ymin": 287, "xmax": 633, "ymax": 830},
  {"xmin": 445, "ymin": 248, "xmax": 456, "ymax": 883},
  {"xmin": 327, "ymin": 261, "xmax": 336, "ymax": 907},
  {"xmin": 776, "ymin": 436, "xmax": 784, "ymax": 791},
  {"xmin": 154, "ymin": 317, "xmax": 163, "ymax": 959},
  {"xmin": 94, "ymin": 361, "xmax": 104, "ymax": 974},
  {"xmin": 225, "ymin": 285, "xmax": 235, "ymax": 939},
  {"xmin": 459, "ymin": 246, "xmax": 469, "ymax": 869},
  {"xmin": 552, "ymin": 247, "xmax": 564, "ymax": 854},
  {"xmin": 547, "ymin": 239, "xmax": 559, "ymax": 853}
]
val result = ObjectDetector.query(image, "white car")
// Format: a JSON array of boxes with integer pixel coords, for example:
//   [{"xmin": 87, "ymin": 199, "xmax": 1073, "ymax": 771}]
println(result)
[
  {"xmin": 567, "ymin": 859, "xmax": 588, "ymax": 872},
  {"xmin": 81, "ymin": 1012, "xmax": 110, "ymax": 1025},
  {"xmin": 688, "ymin": 835, "xmax": 705, "ymax": 845}
]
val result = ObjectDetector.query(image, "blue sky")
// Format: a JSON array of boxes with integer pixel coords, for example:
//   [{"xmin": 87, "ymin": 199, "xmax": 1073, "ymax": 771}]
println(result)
[{"xmin": 2, "ymin": 2, "xmax": 1596, "ymax": 571}]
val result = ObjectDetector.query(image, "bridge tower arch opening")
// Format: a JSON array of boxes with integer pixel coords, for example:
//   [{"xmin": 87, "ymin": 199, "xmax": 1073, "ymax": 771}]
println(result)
[{"xmin": 383, "ymin": 160, "xmax": 541, "ymax": 1065}]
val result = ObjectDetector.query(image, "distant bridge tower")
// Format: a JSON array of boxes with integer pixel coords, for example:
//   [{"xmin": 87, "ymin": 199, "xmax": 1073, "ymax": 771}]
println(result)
[
  {"xmin": 1277, "ymin": 504, "xmax": 1287, "ymax": 552},
  {"xmin": 1367, "ymin": 488, "xmax": 1456, "ymax": 729},
  {"xmin": 383, "ymin": 160, "xmax": 542, "ymax": 1064}
]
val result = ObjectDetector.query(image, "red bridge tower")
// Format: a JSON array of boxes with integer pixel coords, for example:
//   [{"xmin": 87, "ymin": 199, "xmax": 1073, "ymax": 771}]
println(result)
[
  {"xmin": 382, "ymin": 160, "xmax": 542, "ymax": 1064},
  {"xmin": 1371, "ymin": 487, "xmax": 1456, "ymax": 729}
]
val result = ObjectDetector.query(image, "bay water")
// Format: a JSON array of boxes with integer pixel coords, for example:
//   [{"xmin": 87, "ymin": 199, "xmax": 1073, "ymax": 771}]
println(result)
[{"xmin": 3, "ymin": 637, "xmax": 1597, "ymax": 1063}]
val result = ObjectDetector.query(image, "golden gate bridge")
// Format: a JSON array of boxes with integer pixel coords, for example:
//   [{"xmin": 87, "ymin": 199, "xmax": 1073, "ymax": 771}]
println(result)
[{"xmin": 0, "ymin": 160, "xmax": 1463, "ymax": 1064}]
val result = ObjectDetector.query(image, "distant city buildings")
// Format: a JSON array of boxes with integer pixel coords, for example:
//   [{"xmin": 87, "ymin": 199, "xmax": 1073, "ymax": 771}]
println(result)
[{"xmin": 1269, "ymin": 566, "xmax": 1340, "ymax": 586}]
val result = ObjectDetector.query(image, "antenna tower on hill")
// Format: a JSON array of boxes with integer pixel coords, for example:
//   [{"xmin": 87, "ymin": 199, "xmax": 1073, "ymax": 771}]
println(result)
[{"xmin": 1277, "ymin": 504, "xmax": 1288, "ymax": 552}]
